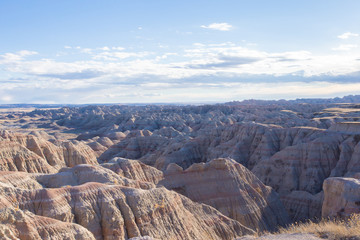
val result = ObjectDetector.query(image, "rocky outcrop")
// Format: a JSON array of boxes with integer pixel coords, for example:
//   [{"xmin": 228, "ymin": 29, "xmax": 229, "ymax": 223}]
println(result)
[
  {"xmin": 280, "ymin": 191, "xmax": 323, "ymax": 221},
  {"xmin": 100, "ymin": 124, "xmax": 324, "ymax": 171},
  {"xmin": 0, "ymin": 130, "xmax": 65, "ymax": 168},
  {"xmin": 101, "ymin": 158, "xmax": 163, "ymax": 184},
  {"xmin": 252, "ymin": 134, "xmax": 346, "ymax": 195},
  {"xmin": 88, "ymin": 141, "xmax": 108, "ymax": 157},
  {"xmin": 0, "ymin": 159, "xmax": 160, "ymax": 190},
  {"xmin": 61, "ymin": 141, "xmax": 98, "ymax": 167},
  {"xmin": 322, "ymin": 177, "xmax": 360, "ymax": 219},
  {"xmin": 99, "ymin": 131, "xmax": 169, "ymax": 165},
  {"xmin": 87, "ymin": 137, "xmax": 115, "ymax": 157},
  {"xmin": 0, "ymin": 207, "xmax": 95, "ymax": 240},
  {"xmin": 0, "ymin": 131, "xmax": 98, "ymax": 173},
  {"xmin": 0, "ymin": 182, "xmax": 253, "ymax": 240},
  {"xmin": 35, "ymin": 164, "xmax": 155, "ymax": 190},
  {"xmin": 160, "ymin": 158, "xmax": 290, "ymax": 232},
  {"xmin": 0, "ymin": 140, "xmax": 57, "ymax": 173},
  {"xmin": 329, "ymin": 122, "xmax": 360, "ymax": 133},
  {"xmin": 0, "ymin": 171, "xmax": 43, "ymax": 189}
]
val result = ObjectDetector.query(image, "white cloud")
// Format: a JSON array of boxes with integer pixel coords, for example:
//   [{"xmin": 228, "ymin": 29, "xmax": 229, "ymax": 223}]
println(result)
[
  {"xmin": 81, "ymin": 48, "xmax": 93, "ymax": 54},
  {"xmin": 1, "ymin": 43, "xmax": 360, "ymax": 103},
  {"xmin": 17, "ymin": 50, "xmax": 38, "ymax": 57},
  {"xmin": 0, "ymin": 50, "xmax": 38, "ymax": 64},
  {"xmin": 201, "ymin": 23, "xmax": 233, "ymax": 31},
  {"xmin": 92, "ymin": 51, "xmax": 152, "ymax": 60},
  {"xmin": 112, "ymin": 47, "xmax": 125, "ymax": 51},
  {"xmin": 1, "ymin": 95, "xmax": 13, "ymax": 102},
  {"xmin": 338, "ymin": 32, "xmax": 359, "ymax": 39},
  {"xmin": 332, "ymin": 44, "xmax": 358, "ymax": 51}
]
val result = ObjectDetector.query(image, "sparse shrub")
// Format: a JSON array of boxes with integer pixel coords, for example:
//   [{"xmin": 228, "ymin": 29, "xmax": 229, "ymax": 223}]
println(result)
[{"xmin": 276, "ymin": 214, "xmax": 360, "ymax": 240}]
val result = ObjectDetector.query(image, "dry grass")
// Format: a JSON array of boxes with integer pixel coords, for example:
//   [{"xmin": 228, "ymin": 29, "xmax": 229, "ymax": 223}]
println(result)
[
  {"xmin": 0, "ymin": 107, "xmax": 36, "ymax": 113},
  {"xmin": 323, "ymin": 107, "xmax": 360, "ymax": 113},
  {"xmin": 277, "ymin": 214, "xmax": 360, "ymax": 240}
]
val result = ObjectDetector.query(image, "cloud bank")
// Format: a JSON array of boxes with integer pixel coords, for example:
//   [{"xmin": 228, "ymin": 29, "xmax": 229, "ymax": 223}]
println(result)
[{"xmin": 1, "ymin": 42, "xmax": 360, "ymax": 103}]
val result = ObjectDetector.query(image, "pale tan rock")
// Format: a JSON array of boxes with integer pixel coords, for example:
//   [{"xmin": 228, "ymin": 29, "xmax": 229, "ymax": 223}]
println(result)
[
  {"xmin": 61, "ymin": 141, "xmax": 98, "ymax": 167},
  {"xmin": 36, "ymin": 164, "xmax": 154, "ymax": 189},
  {"xmin": 88, "ymin": 137, "xmax": 115, "ymax": 157},
  {"xmin": 99, "ymin": 133, "xmax": 168, "ymax": 163},
  {"xmin": 0, "ymin": 131, "xmax": 65, "ymax": 168},
  {"xmin": 0, "ymin": 207, "xmax": 95, "ymax": 240},
  {"xmin": 322, "ymin": 177, "xmax": 360, "ymax": 219},
  {"xmin": 88, "ymin": 141, "xmax": 108, "ymax": 157},
  {"xmin": 100, "ymin": 123, "xmax": 324, "ymax": 172},
  {"xmin": 0, "ymin": 131, "xmax": 99, "ymax": 173},
  {"xmin": 152, "ymin": 126, "xmax": 184, "ymax": 138},
  {"xmin": 97, "ymin": 137, "xmax": 114, "ymax": 148},
  {"xmin": 128, "ymin": 237, "xmax": 157, "ymax": 240},
  {"xmin": 251, "ymin": 133, "xmax": 360, "ymax": 221},
  {"xmin": 0, "ymin": 182, "xmax": 253, "ymax": 240},
  {"xmin": 252, "ymin": 135, "xmax": 345, "ymax": 195},
  {"xmin": 160, "ymin": 158, "xmax": 290, "ymax": 231},
  {"xmin": 0, "ymin": 141, "xmax": 56, "ymax": 173},
  {"xmin": 106, "ymin": 131, "xmax": 126, "ymax": 141},
  {"xmin": 101, "ymin": 158, "xmax": 163, "ymax": 184},
  {"xmin": 0, "ymin": 171, "xmax": 43, "ymax": 189},
  {"xmin": 0, "ymin": 162, "xmax": 156, "ymax": 190}
]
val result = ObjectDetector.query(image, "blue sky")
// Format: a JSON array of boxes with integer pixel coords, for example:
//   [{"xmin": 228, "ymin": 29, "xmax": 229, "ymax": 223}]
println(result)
[{"xmin": 1, "ymin": 0, "xmax": 360, "ymax": 103}]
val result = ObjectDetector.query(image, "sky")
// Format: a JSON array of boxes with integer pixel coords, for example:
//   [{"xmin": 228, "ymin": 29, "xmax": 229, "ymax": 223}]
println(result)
[{"xmin": 1, "ymin": 0, "xmax": 360, "ymax": 104}]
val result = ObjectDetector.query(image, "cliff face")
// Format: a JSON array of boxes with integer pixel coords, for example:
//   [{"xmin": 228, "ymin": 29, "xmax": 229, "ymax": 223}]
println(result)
[
  {"xmin": 0, "ymin": 140, "xmax": 57, "ymax": 173},
  {"xmin": 0, "ymin": 207, "xmax": 96, "ymax": 240},
  {"xmin": 96, "ymin": 123, "xmax": 360, "ymax": 222},
  {"xmin": 322, "ymin": 177, "xmax": 360, "ymax": 219},
  {"xmin": 0, "ymin": 154, "xmax": 296, "ymax": 239},
  {"xmin": 0, "ymin": 182, "xmax": 253, "ymax": 240},
  {"xmin": 35, "ymin": 164, "xmax": 156, "ymax": 190},
  {"xmin": 251, "ymin": 133, "xmax": 360, "ymax": 221},
  {"xmin": 0, "ymin": 131, "xmax": 98, "ymax": 173},
  {"xmin": 160, "ymin": 158, "xmax": 290, "ymax": 232},
  {"xmin": 101, "ymin": 157, "xmax": 163, "ymax": 184},
  {"xmin": 99, "ymin": 124, "xmax": 324, "ymax": 171}
]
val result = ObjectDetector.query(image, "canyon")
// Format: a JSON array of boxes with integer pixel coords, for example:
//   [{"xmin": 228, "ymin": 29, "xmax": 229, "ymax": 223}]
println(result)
[{"xmin": 1, "ymin": 95, "xmax": 360, "ymax": 239}]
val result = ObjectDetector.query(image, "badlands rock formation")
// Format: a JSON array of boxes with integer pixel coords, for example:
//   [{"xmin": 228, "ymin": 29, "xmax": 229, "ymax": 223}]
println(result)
[
  {"xmin": 0, "ymin": 130, "xmax": 98, "ymax": 173},
  {"xmin": 0, "ymin": 96, "xmax": 360, "ymax": 239},
  {"xmin": 0, "ymin": 158, "xmax": 162, "ymax": 191},
  {"xmin": 35, "ymin": 164, "xmax": 155, "ymax": 190},
  {"xmin": 160, "ymin": 158, "xmax": 289, "ymax": 231},
  {"xmin": 0, "ymin": 182, "xmax": 253, "ymax": 240},
  {"xmin": 101, "ymin": 157, "xmax": 163, "ymax": 184},
  {"xmin": 280, "ymin": 191, "xmax": 323, "ymax": 222},
  {"xmin": 0, "ymin": 207, "xmax": 96, "ymax": 240},
  {"xmin": 322, "ymin": 177, "xmax": 360, "ymax": 219},
  {"xmin": 0, "ymin": 155, "xmax": 290, "ymax": 238},
  {"xmin": 0, "ymin": 140, "xmax": 57, "ymax": 173}
]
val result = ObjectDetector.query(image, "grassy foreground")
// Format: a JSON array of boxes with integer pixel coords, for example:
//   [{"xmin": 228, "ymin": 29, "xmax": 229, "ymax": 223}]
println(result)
[{"xmin": 275, "ymin": 214, "xmax": 360, "ymax": 240}]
